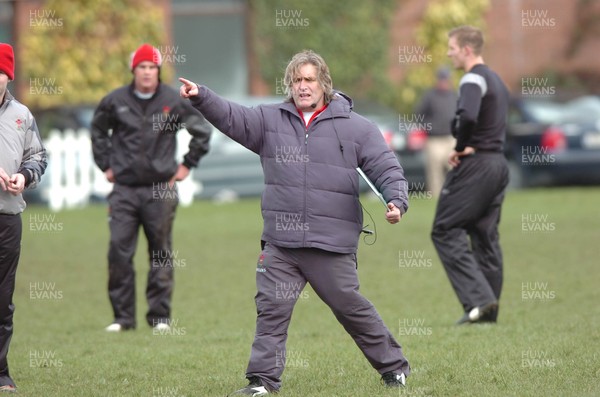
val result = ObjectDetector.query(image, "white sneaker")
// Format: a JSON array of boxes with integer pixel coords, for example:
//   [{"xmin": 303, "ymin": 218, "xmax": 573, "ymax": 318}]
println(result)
[
  {"xmin": 105, "ymin": 323, "xmax": 123, "ymax": 332},
  {"xmin": 153, "ymin": 322, "xmax": 171, "ymax": 331}
]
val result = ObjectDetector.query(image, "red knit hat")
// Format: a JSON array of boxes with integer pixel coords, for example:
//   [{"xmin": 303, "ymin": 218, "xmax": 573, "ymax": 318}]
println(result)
[
  {"xmin": 0, "ymin": 43, "xmax": 14, "ymax": 80},
  {"xmin": 130, "ymin": 44, "xmax": 162, "ymax": 71}
]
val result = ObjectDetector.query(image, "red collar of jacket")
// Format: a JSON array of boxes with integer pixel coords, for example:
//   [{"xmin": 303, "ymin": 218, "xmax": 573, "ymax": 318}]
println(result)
[{"xmin": 296, "ymin": 104, "xmax": 328, "ymax": 127}]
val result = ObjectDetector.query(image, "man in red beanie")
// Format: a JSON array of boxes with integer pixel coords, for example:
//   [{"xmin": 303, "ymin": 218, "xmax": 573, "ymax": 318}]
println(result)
[
  {"xmin": 92, "ymin": 44, "xmax": 211, "ymax": 332},
  {"xmin": 0, "ymin": 42, "xmax": 48, "ymax": 392}
]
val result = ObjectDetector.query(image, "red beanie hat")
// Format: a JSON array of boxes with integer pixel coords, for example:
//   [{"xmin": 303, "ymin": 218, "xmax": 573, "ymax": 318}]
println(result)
[
  {"xmin": 130, "ymin": 44, "xmax": 162, "ymax": 71},
  {"xmin": 0, "ymin": 43, "xmax": 14, "ymax": 80}
]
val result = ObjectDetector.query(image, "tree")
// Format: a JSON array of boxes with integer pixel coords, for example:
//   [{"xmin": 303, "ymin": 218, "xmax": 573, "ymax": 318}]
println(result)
[
  {"xmin": 251, "ymin": 0, "xmax": 396, "ymax": 102},
  {"xmin": 21, "ymin": 0, "xmax": 170, "ymax": 108},
  {"xmin": 395, "ymin": 0, "xmax": 490, "ymax": 112}
]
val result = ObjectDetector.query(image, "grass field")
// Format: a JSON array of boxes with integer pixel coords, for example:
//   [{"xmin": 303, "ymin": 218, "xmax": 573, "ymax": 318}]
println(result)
[{"xmin": 11, "ymin": 187, "xmax": 600, "ymax": 396}]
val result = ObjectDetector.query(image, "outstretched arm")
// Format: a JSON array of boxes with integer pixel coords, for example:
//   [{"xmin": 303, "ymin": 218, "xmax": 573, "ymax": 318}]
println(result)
[{"xmin": 179, "ymin": 77, "xmax": 265, "ymax": 154}]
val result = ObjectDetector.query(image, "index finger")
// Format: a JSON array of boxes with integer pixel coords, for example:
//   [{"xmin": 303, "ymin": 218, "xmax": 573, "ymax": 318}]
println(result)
[{"xmin": 178, "ymin": 77, "xmax": 194, "ymax": 87}]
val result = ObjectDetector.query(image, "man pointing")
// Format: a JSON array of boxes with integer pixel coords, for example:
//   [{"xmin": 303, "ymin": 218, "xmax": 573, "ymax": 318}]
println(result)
[{"xmin": 180, "ymin": 50, "xmax": 410, "ymax": 395}]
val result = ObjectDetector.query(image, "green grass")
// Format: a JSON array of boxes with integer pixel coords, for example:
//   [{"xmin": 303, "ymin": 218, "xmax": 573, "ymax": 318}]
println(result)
[{"xmin": 12, "ymin": 187, "xmax": 600, "ymax": 396}]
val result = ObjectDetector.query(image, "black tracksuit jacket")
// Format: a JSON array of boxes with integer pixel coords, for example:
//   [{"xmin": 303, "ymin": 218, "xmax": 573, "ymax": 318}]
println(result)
[{"xmin": 91, "ymin": 83, "xmax": 211, "ymax": 185}]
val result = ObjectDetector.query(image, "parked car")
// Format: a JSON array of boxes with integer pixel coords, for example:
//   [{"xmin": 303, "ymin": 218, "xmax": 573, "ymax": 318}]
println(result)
[
  {"xmin": 397, "ymin": 95, "xmax": 600, "ymax": 190},
  {"xmin": 193, "ymin": 127, "xmax": 264, "ymax": 200},
  {"xmin": 506, "ymin": 95, "xmax": 600, "ymax": 187}
]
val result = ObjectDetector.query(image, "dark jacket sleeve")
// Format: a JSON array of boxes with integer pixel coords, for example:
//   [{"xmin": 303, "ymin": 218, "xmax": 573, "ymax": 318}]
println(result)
[
  {"xmin": 189, "ymin": 86, "xmax": 265, "ymax": 154},
  {"xmin": 357, "ymin": 121, "xmax": 409, "ymax": 214},
  {"xmin": 18, "ymin": 114, "xmax": 48, "ymax": 189},
  {"xmin": 177, "ymin": 99, "xmax": 212, "ymax": 168},
  {"xmin": 91, "ymin": 95, "xmax": 114, "ymax": 172},
  {"xmin": 454, "ymin": 83, "xmax": 482, "ymax": 152}
]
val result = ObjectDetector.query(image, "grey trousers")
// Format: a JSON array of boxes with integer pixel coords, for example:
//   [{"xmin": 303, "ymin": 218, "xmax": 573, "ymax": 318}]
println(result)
[
  {"xmin": 431, "ymin": 152, "xmax": 509, "ymax": 315},
  {"xmin": 246, "ymin": 243, "xmax": 410, "ymax": 392},
  {"xmin": 107, "ymin": 183, "xmax": 178, "ymax": 328}
]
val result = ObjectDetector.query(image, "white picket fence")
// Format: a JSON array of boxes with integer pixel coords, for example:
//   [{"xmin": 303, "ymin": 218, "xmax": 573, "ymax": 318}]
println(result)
[{"xmin": 43, "ymin": 128, "xmax": 201, "ymax": 211}]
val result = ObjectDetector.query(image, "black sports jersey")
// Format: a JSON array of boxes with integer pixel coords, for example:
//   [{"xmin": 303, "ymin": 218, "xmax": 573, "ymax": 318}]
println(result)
[{"xmin": 452, "ymin": 64, "xmax": 509, "ymax": 152}]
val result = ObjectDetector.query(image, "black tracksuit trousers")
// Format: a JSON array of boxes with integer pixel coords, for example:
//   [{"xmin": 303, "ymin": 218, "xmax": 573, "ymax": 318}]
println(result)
[
  {"xmin": 431, "ymin": 152, "xmax": 509, "ymax": 317},
  {"xmin": 107, "ymin": 183, "xmax": 178, "ymax": 328},
  {"xmin": 0, "ymin": 214, "xmax": 20, "ymax": 387}
]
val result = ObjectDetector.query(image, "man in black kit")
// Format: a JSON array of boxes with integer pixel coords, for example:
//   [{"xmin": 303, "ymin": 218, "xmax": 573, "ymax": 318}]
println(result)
[{"xmin": 431, "ymin": 26, "xmax": 509, "ymax": 325}]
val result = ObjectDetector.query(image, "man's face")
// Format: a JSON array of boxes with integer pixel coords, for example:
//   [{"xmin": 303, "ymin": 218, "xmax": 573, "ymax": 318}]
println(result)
[
  {"xmin": 291, "ymin": 63, "xmax": 325, "ymax": 112},
  {"xmin": 447, "ymin": 36, "xmax": 467, "ymax": 70},
  {"xmin": 133, "ymin": 61, "xmax": 159, "ymax": 93},
  {"xmin": 0, "ymin": 72, "xmax": 8, "ymax": 101}
]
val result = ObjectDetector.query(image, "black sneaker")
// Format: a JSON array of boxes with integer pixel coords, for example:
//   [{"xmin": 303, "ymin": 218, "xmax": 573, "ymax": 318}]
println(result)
[
  {"xmin": 479, "ymin": 305, "xmax": 498, "ymax": 323},
  {"xmin": 228, "ymin": 376, "xmax": 269, "ymax": 396},
  {"xmin": 381, "ymin": 372, "xmax": 406, "ymax": 387},
  {"xmin": 456, "ymin": 301, "xmax": 498, "ymax": 325}
]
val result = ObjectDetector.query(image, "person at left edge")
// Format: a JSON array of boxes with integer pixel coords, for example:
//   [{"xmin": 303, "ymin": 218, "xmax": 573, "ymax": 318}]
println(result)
[
  {"xmin": 0, "ymin": 42, "xmax": 48, "ymax": 392},
  {"xmin": 91, "ymin": 44, "xmax": 212, "ymax": 332}
]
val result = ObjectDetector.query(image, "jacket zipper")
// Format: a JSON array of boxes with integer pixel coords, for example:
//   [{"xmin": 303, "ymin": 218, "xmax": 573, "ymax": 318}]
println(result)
[
  {"xmin": 303, "ymin": 122, "xmax": 310, "ymax": 246},
  {"xmin": 140, "ymin": 111, "xmax": 147, "ymax": 181}
]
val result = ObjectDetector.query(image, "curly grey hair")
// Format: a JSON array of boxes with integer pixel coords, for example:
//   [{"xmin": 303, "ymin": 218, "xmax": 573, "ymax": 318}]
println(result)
[{"xmin": 283, "ymin": 50, "xmax": 334, "ymax": 104}]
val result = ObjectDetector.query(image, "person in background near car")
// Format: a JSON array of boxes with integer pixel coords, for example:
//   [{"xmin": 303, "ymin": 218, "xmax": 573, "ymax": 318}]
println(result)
[
  {"xmin": 91, "ymin": 44, "xmax": 211, "ymax": 333},
  {"xmin": 0, "ymin": 43, "xmax": 48, "ymax": 392},
  {"xmin": 180, "ymin": 49, "xmax": 410, "ymax": 396},
  {"xmin": 431, "ymin": 26, "xmax": 510, "ymax": 325},
  {"xmin": 415, "ymin": 67, "xmax": 458, "ymax": 197}
]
